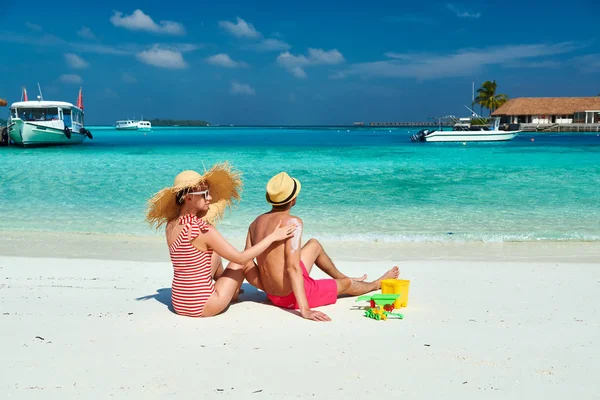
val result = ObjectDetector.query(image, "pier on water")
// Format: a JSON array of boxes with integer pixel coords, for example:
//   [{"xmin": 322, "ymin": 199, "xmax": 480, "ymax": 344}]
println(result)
[
  {"xmin": 354, "ymin": 121, "xmax": 453, "ymax": 127},
  {"xmin": 519, "ymin": 123, "xmax": 600, "ymax": 132}
]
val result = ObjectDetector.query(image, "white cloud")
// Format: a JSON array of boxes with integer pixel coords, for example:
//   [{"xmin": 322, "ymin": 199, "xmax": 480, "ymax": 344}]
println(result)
[
  {"xmin": 25, "ymin": 22, "xmax": 42, "ymax": 31},
  {"xmin": 230, "ymin": 81, "xmax": 255, "ymax": 95},
  {"xmin": 65, "ymin": 53, "xmax": 89, "ymax": 69},
  {"xmin": 276, "ymin": 48, "xmax": 345, "ymax": 78},
  {"xmin": 446, "ymin": 4, "xmax": 482, "ymax": 19},
  {"xmin": 77, "ymin": 27, "xmax": 96, "ymax": 40},
  {"xmin": 219, "ymin": 17, "xmax": 261, "ymax": 38},
  {"xmin": 122, "ymin": 73, "xmax": 137, "ymax": 83},
  {"xmin": 59, "ymin": 74, "xmax": 83, "ymax": 84},
  {"xmin": 336, "ymin": 42, "xmax": 582, "ymax": 80},
  {"xmin": 136, "ymin": 45, "xmax": 187, "ymax": 69},
  {"xmin": 206, "ymin": 53, "xmax": 247, "ymax": 68},
  {"xmin": 248, "ymin": 38, "xmax": 290, "ymax": 52},
  {"xmin": 306, "ymin": 48, "xmax": 345, "ymax": 64},
  {"xmin": 110, "ymin": 9, "xmax": 185, "ymax": 35}
]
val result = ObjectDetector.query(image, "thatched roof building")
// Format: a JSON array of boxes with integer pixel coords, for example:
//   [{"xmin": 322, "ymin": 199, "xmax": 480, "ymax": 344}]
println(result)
[{"xmin": 491, "ymin": 97, "xmax": 600, "ymax": 124}]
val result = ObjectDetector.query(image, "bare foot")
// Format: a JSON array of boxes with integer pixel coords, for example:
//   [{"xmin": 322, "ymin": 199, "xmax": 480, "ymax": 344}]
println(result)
[
  {"xmin": 375, "ymin": 266, "xmax": 400, "ymax": 285},
  {"xmin": 350, "ymin": 274, "xmax": 367, "ymax": 282}
]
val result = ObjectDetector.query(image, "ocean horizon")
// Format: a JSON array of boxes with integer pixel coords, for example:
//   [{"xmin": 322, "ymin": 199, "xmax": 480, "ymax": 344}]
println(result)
[{"xmin": 1, "ymin": 126, "xmax": 599, "ymax": 243}]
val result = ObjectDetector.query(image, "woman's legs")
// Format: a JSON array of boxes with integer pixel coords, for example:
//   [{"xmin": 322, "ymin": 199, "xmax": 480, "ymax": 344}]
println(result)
[{"xmin": 201, "ymin": 261, "xmax": 245, "ymax": 317}]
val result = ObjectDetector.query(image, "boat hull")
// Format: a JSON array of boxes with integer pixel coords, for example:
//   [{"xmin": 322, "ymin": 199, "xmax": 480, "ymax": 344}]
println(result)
[
  {"xmin": 423, "ymin": 131, "xmax": 519, "ymax": 142},
  {"xmin": 8, "ymin": 120, "xmax": 86, "ymax": 147}
]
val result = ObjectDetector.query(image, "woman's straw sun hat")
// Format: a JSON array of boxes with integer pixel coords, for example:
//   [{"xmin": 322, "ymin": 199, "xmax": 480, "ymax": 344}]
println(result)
[{"xmin": 146, "ymin": 162, "xmax": 242, "ymax": 228}]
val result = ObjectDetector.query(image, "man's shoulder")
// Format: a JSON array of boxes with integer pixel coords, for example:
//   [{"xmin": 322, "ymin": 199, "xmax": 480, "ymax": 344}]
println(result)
[{"xmin": 287, "ymin": 214, "xmax": 303, "ymax": 224}]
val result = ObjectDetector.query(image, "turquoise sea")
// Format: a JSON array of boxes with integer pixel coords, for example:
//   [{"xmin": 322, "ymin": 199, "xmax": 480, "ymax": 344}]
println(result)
[{"xmin": 1, "ymin": 127, "xmax": 599, "ymax": 243}]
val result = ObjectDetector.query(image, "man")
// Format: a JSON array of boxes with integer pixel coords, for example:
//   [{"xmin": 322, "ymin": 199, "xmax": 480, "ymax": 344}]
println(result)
[{"xmin": 244, "ymin": 172, "xmax": 399, "ymax": 322}]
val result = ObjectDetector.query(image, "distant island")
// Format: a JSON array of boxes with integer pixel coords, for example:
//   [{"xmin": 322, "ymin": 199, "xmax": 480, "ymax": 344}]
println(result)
[{"xmin": 148, "ymin": 119, "xmax": 210, "ymax": 127}]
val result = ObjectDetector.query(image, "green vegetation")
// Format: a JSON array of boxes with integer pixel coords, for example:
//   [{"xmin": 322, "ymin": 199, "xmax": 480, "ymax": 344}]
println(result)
[
  {"xmin": 149, "ymin": 119, "xmax": 210, "ymax": 127},
  {"xmin": 470, "ymin": 117, "xmax": 489, "ymax": 126},
  {"xmin": 474, "ymin": 80, "xmax": 508, "ymax": 115}
]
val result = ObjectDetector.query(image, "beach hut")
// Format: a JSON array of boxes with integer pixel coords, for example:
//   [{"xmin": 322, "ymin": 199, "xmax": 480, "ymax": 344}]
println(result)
[{"xmin": 492, "ymin": 97, "xmax": 600, "ymax": 124}]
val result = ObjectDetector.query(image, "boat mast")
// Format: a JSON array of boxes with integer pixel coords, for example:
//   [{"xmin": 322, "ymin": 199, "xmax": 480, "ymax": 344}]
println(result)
[{"xmin": 37, "ymin": 82, "xmax": 44, "ymax": 101}]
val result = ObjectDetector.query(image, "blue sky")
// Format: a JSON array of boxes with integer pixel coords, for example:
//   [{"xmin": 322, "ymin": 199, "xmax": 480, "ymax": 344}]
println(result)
[{"xmin": 1, "ymin": 0, "xmax": 599, "ymax": 125}]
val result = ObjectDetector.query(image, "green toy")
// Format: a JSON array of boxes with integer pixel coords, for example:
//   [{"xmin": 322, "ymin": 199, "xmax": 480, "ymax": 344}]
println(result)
[{"xmin": 356, "ymin": 294, "xmax": 404, "ymax": 320}]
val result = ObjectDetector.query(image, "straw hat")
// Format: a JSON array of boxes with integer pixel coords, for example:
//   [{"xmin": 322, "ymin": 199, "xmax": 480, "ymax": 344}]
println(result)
[
  {"xmin": 146, "ymin": 162, "xmax": 242, "ymax": 228},
  {"xmin": 266, "ymin": 172, "xmax": 301, "ymax": 205}
]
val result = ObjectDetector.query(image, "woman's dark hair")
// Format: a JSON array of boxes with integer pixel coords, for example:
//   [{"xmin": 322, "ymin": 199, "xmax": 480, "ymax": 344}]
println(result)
[{"xmin": 176, "ymin": 188, "xmax": 191, "ymax": 204}]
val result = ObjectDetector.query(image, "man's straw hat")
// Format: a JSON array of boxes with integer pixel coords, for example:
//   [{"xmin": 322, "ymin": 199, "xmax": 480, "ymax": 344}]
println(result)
[
  {"xmin": 146, "ymin": 162, "xmax": 242, "ymax": 228},
  {"xmin": 266, "ymin": 172, "xmax": 301, "ymax": 206}
]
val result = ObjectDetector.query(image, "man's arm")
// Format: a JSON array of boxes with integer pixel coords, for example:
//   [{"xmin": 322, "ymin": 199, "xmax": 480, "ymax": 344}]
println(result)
[{"xmin": 284, "ymin": 219, "xmax": 330, "ymax": 322}]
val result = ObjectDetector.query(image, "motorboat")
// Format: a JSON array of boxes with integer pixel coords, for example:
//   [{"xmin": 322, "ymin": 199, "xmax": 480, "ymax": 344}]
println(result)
[
  {"xmin": 410, "ymin": 112, "xmax": 520, "ymax": 143},
  {"xmin": 115, "ymin": 119, "xmax": 139, "ymax": 130},
  {"xmin": 137, "ymin": 120, "xmax": 152, "ymax": 131},
  {"xmin": 6, "ymin": 86, "xmax": 92, "ymax": 147}
]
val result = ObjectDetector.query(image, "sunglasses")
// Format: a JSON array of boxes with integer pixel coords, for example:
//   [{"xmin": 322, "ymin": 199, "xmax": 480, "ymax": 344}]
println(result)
[{"xmin": 188, "ymin": 189, "xmax": 210, "ymax": 200}]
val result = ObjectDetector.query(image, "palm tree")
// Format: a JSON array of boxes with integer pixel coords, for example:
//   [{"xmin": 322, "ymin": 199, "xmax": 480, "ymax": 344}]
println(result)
[{"xmin": 475, "ymin": 80, "xmax": 508, "ymax": 115}]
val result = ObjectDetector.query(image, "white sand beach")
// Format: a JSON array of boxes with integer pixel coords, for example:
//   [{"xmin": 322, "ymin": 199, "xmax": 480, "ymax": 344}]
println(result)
[{"xmin": 1, "ymin": 234, "xmax": 599, "ymax": 399}]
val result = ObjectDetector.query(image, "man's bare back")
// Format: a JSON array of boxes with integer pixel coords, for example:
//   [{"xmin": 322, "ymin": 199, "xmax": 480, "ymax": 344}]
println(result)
[{"xmin": 248, "ymin": 211, "xmax": 301, "ymax": 297}]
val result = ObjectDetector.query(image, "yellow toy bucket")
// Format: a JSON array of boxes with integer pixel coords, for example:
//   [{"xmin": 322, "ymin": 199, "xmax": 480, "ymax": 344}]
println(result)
[{"xmin": 381, "ymin": 279, "xmax": 410, "ymax": 308}]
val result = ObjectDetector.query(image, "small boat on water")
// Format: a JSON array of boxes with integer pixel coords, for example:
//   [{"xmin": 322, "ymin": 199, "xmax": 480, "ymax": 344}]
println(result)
[
  {"xmin": 6, "ymin": 86, "xmax": 92, "ymax": 147},
  {"xmin": 115, "ymin": 117, "xmax": 152, "ymax": 131},
  {"xmin": 137, "ymin": 120, "xmax": 152, "ymax": 131},
  {"xmin": 115, "ymin": 119, "xmax": 139, "ymax": 130},
  {"xmin": 410, "ymin": 113, "xmax": 520, "ymax": 143}
]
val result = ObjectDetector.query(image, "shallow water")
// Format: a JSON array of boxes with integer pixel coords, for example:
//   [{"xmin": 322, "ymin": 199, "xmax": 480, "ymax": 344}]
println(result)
[{"xmin": 1, "ymin": 126, "xmax": 599, "ymax": 243}]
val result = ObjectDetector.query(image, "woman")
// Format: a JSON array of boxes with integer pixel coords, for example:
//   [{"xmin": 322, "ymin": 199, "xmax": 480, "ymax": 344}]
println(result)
[{"xmin": 146, "ymin": 162, "xmax": 296, "ymax": 317}]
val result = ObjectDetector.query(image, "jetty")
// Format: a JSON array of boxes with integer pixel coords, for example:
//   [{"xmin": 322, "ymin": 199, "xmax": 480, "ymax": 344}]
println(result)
[
  {"xmin": 354, "ymin": 121, "xmax": 453, "ymax": 127},
  {"xmin": 519, "ymin": 123, "xmax": 600, "ymax": 132}
]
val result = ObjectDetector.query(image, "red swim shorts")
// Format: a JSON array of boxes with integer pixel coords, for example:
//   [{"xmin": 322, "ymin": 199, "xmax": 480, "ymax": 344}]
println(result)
[{"xmin": 267, "ymin": 261, "xmax": 338, "ymax": 309}]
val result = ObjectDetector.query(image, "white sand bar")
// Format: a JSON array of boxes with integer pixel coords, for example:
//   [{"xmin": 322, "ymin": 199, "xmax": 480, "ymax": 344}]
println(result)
[{"xmin": 1, "ymin": 246, "xmax": 599, "ymax": 398}]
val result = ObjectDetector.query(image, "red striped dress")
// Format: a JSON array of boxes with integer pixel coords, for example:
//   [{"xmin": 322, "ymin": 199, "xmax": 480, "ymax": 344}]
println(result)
[{"xmin": 169, "ymin": 214, "xmax": 215, "ymax": 317}]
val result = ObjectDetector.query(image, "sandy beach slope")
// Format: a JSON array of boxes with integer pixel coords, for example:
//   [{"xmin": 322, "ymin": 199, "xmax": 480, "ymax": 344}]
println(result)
[{"xmin": 1, "ymin": 248, "xmax": 599, "ymax": 399}]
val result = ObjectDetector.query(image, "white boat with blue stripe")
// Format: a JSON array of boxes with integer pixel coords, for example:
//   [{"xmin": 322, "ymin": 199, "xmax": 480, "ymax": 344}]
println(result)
[{"xmin": 410, "ymin": 114, "xmax": 520, "ymax": 143}]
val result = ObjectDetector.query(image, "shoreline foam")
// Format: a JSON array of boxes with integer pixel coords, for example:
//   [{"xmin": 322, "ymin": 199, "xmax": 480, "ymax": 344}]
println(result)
[{"xmin": 2, "ymin": 229, "xmax": 599, "ymax": 263}]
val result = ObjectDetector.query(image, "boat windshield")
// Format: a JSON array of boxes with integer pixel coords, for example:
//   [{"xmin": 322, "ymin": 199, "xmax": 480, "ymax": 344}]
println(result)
[{"xmin": 18, "ymin": 107, "xmax": 60, "ymax": 121}]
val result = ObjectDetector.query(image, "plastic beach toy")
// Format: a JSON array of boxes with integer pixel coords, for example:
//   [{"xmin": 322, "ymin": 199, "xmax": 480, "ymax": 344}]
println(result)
[
  {"xmin": 381, "ymin": 279, "xmax": 411, "ymax": 308},
  {"xmin": 356, "ymin": 294, "xmax": 404, "ymax": 321}
]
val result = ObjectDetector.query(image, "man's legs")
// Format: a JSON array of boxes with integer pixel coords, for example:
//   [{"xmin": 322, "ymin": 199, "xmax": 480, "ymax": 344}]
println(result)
[
  {"xmin": 300, "ymin": 238, "xmax": 366, "ymax": 281},
  {"xmin": 334, "ymin": 266, "xmax": 400, "ymax": 296}
]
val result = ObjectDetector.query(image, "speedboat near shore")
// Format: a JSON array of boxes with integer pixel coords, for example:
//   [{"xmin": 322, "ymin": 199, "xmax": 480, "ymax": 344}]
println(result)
[
  {"xmin": 410, "ymin": 114, "xmax": 521, "ymax": 143},
  {"xmin": 6, "ymin": 86, "xmax": 92, "ymax": 147}
]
